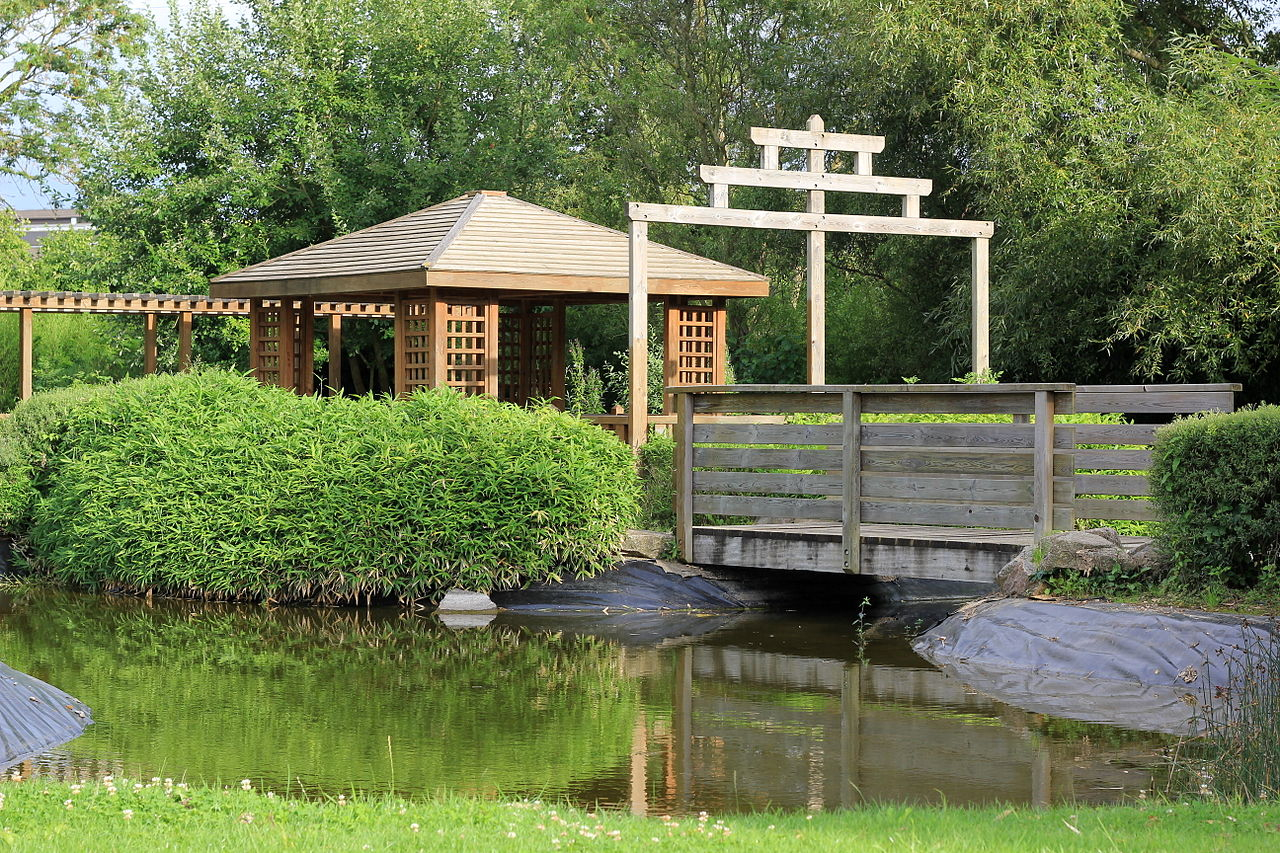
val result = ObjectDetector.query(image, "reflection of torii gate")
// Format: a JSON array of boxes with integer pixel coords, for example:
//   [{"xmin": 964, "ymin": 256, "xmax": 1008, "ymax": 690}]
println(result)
[{"xmin": 625, "ymin": 115, "xmax": 994, "ymax": 441}]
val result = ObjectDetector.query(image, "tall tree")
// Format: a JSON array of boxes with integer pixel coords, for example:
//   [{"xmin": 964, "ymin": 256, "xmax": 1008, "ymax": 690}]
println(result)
[{"xmin": 0, "ymin": 0, "xmax": 141, "ymax": 183}]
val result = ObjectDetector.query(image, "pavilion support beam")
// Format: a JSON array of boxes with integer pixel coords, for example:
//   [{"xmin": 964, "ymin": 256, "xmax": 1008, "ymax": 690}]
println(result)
[
  {"xmin": 296, "ymin": 298, "xmax": 315, "ymax": 395},
  {"xmin": 177, "ymin": 311, "xmax": 193, "ymax": 370},
  {"xmin": 18, "ymin": 308, "xmax": 33, "ymax": 401},
  {"xmin": 549, "ymin": 300, "xmax": 566, "ymax": 409},
  {"xmin": 628, "ymin": 219, "xmax": 649, "ymax": 448},
  {"xmin": 143, "ymin": 312, "xmax": 158, "ymax": 375},
  {"xmin": 971, "ymin": 236, "xmax": 991, "ymax": 375},
  {"xmin": 429, "ymin": 290, "xmax": 448, "ymax": 389},
  {"xmin": 806, "ymin": 114, "xmax": 826, "ymax": 385},
  {"xmin": 484, "ymin": 297, "xmax": 500, "ymax": 397},
  {"xmin": 327, "ymin": 313, "xmax": 343, "ymax": 393},
  {"xmin": 662, "ymin": 297, "xmax": 682, "ymax": 414}
]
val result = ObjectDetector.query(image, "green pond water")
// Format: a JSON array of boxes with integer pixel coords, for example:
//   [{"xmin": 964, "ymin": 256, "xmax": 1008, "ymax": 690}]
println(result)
[{"xmin": 0, "ymin": 589, "xmax": 1173, "ymax": 814}]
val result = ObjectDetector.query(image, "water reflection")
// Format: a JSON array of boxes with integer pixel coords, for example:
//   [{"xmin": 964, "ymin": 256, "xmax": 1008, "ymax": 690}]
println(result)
[{"xmin": 0, "ymin": 590, "xmax": 1170, "ymax": 813}]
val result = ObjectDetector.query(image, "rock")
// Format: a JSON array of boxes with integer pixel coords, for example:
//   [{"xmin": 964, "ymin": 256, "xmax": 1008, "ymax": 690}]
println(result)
[
  {"xmin": 620, "ymin": 529, "xmax": 675, "ymax": 560},
  {"xmin": 995, "ymin": 545, "xmax": 1047, "ymax": 597},
  {"xmin": 1128, "ymin": 540, "xmax": 1170, "ymax": 575},
  {"xmin": 435, "ymin": 589, "xmax": 498, "ymax": 612},
  {"xmin": 1084, "ymin": 527, "xmax": 1123, "ymax": 547},
  {"xmin": 1039, "ymin": 530, "xmax": 1130, "ymax": 577}
]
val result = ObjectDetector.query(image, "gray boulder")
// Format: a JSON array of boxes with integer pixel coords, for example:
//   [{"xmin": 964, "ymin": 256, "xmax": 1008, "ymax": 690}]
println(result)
[{"xmin": 996, "ymin": 528, "xmax": 1157, "ymax": 598}]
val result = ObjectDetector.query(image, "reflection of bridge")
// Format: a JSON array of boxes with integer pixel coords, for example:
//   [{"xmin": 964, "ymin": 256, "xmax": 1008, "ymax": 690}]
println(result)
[
  {"xmin": 614, "ymin": 617, "xmax": 1169, "ymax": 813},
  {"xmin": 670, "ymin": 383, "xmax": 1237, "ymax": 584}
]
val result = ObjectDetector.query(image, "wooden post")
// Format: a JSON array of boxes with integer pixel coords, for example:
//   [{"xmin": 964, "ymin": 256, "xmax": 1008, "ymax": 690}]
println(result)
[
  {"xmin": 177, "ymin": 311, "xmax": 193, "ymax": 371},
  {"xmin": 549, "ymin": 300, "xmax": 566, "ymax": 407},
  {"xmin": 662, "ymin": 298, "xmax": 681, "ymax": 414},
  {"xmin": 18, "ymin": 308, "xmax": 33, "ymax": 401},
  {"xmin": 429, "ymin": 291, "xmax": 448, "ymax": 389},
  {"xmin": 143, "ymin": 312, "xmax": 158, "ymax": 375},
  {"xmin": 327, "ymin": 313, "xmax": 343, "ymax": 393},
  {"xmin": 842, "ymin": 391, "xmax": 862, "ymax": 573},
  {"xmin": 711, "ymin": 298, "xmax": 727, "ymax": 385},
  {"xmin": 760, "ymin": 143, "xmax": 779, "ymax": 171},
  {"xmin": 628, "ymin": 219, "xmax": 649, "ymax": 447},
  {"xmin": 1033, "ymin": 390, "xmax": 1055, "ymax": 540},
  {"xmin": 675, "ymin": 391, "xmax": 694, "ymax": 563},
  {"xmin": 972, "ymin": 236, "xmax": 991, "ymax": 374},
  {"xmin": 296, "ymin": 298, "xmax": 315, "ymax": 395},
  {"xmin": 483, "ymin": 297, "xmax": 499, "ymax": 397},
  {"xmin": 806, "ymin": 114, "xmax": 826, "ymax": 385}
]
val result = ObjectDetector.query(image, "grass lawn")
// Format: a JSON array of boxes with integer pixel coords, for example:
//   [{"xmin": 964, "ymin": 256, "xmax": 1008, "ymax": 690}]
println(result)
[{"xmin": 0, "ymin": 778, "xmax": 1276, "ymax": 852}]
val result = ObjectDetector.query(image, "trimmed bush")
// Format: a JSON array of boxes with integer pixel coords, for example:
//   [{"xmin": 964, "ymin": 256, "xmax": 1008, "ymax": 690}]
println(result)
[
  {"xmin": 0, "ymin": 370, "xmax": 639, "ymax": 602},
  {"xmin": 1150, "ymin": 406, "xmax": 1280, "ymax": 589}
]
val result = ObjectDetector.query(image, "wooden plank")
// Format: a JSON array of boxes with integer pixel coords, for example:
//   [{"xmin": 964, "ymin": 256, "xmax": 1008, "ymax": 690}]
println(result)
[
  {"xmin": 862, "ymin": 447, "xmax": 1074, "ymax": 477},
  {"xmin": 807, "ymin": 114, "xmax": 826, "ymax": 386},
  {"xmin": 327, "ymin": 313, "xmax": 343, "ymax": 392},
  {"xmin": 1075, "ymin": 390, "xmax": 1235, "ymax": 414},
  {"xmin": 662, "ymin": 297, "xmax": 680, "ymax": 414},
  {"xmin": 1073, "ymin": 423, "xmax": 1160, "ymax": 445},
  {"xmin": 1075, "ymin": 474, "xmax": 1150, "ymax": 497},
  {"xmin": 971, "ymin": 237, "xmax": 990, "ymax": 374},
  {"xmin": 393, "ymin": 294, "xmax": 407, "ymax": 396},
  {"xmin": 694, "ymin": 422, "xmax": 843, "ymax": 445},
  {"xmin": 1075, "ymin": 448, "xmax": 1152, "ymax": 471},
  {"xmin": 675, "ymin": 392, "xmax": 694, "ymax": 562},
  {"xmin": 862, "ymin": 422, "xmax": 1076, "ymax": 449},
  {"xmin": 429, "ymin": 290, "xmax": 447, "ymax": 387},
  {"xmin": 1033, "ymin": 390, "xmax": 1055, "ymax": 539},
  {"xmin": 760, "ymin": 144, "xmax": 779, "ymax": 170},
  {"xmin": 693, "ymin": 391, "xmax": 843, "ymax": 414},
  {"xmin": 862, "ymin": 474, "xmax": 1029, "ymax": 503},
  {"xmin": 693, "ymin": 470, "xmax": 844, "ymax": 496},
  {"xmin": 483, "ymin": 297, "xmax": 499, "ymax": 397},
  {"xmin": 549, "ymin": 300, "xmax": 567, "ymax": 406},
  {"xmin": 699, "ymin": 165, "xmax": 932, "ymax": 197},
  {"xmin": 143, "ymin": 312, "xmax": 158, "ymax": 375},
  {"xmin": 1073, "ymin": 498, "xmax": 1159, "ymax": 521},
  {"xmin": 863, "ymin": 392, "xmax": 1038, "ymax": 415},
  {"xmin": 1076, "ymin": 384, "xmax": 1241, "ymax": 393},
  {"xmin": 750, "ymin": 126, "xmax": 886, "ymax": 153},
  {"xmin": 711, "ymin": 299, "xmax": 727, "ymax": 385},
  {"xmin": 675, "ymin": 382, "xmax": 1075, "ymax": 393},
  {"xmin": 628, "ymin": 220, "xmax": 649, "ymax": 447},
  {"xmin": 296, "ymin": 297, "xmax": 315, "ymax": 395},
  {"xmin": 860, "ymin": 499, "xmax": 1033, "ymax": 529},
  {"xmin": 693, "ymin": 446, "xmax": 842, "ymax": 470},
  {"xmin": 694, "ymin": 493, "xmax": 843, "ymax": 520},
  {"xmin": 627, "ymin": 203, "xmax": 995, "ymax": 239},
  {"xmin": 18, "ymin": 307, "xmax": 32, "ymax": 401},
  {"xmin": 842, "ymin": 391, "xmax": 862, "ymax": 573},
  {"xmin": 177, "ymin": 311, "xmax": 193, "ymax": 370}
]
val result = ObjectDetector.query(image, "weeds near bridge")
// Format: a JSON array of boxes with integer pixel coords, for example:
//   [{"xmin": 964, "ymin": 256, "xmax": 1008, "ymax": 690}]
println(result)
[{"xmin": 1168, "ymin": 619, "xmax": 1280, "ymax": 802}]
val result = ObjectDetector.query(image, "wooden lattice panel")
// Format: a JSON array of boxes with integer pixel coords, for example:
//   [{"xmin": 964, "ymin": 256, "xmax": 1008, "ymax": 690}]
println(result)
[
  {"xmin": 665, "ymin": 297, "xmax": 725, "ymax": 388},
  {"xmin": 443, "ymin": 300, "xmax": 497, "ymax": 396},
  {"xmin": 250, "ymin": 299, "xmax": 293, "ymax": 389},
  {"xmin": 497, "ymin": 303, "xmax": 564, "ymax": 405},
  {"xmin": 398, "ymin": 294, "xmax": 435, "ymax": 395}
]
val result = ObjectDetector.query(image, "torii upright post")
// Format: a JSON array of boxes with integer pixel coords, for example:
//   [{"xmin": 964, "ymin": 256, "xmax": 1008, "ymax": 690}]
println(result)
[{"xmin": 628, "ymin": 219, "xmax": 649, "ymax": 447}]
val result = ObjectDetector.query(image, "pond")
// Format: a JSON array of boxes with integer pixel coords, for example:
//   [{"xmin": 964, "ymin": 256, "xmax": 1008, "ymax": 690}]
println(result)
[{"xmin": 0, "ymin": 589, "xmax": 1173, "ymax": 814}]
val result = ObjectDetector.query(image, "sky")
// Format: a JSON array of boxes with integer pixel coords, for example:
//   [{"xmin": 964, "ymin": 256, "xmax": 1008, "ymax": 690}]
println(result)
[{"xmin": 1, "ymin": 0, "xmax": 247, "ymax": 211}]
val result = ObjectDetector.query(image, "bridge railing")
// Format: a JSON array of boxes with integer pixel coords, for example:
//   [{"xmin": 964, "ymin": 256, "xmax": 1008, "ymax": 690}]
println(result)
[
  {"xmin": 670, "ymin": 384, "xmax": 1075, "ymax": 571},
  {"xmin": 669, "ymin": 382, "xmax": 1240, "ymax": 571}
]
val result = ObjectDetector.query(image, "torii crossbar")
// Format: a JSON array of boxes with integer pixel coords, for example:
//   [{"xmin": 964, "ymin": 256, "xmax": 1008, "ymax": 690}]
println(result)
[{"xmin": 625, "ymin": 115, "xmax": 994, "ymax": 443}]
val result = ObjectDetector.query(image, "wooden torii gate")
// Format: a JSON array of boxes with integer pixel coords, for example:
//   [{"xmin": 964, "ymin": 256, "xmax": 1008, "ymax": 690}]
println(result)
[{"xmin": 625, "ymin": 115, "xmax": 994, "ymax": 441}]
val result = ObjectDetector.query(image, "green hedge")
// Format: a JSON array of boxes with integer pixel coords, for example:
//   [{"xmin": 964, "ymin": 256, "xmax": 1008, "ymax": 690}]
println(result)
[
  {"xmin": 1150, "ymin": 406, "xmax": 1280, "ymax": 589},
  {"xmin": 0, "ymin": 371, "xmax": 639, "ymax": 602}
]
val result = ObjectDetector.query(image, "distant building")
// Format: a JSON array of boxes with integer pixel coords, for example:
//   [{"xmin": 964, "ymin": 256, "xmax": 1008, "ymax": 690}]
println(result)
[{"xmin": 11, "ymin": 209, "xmax": 93, "ymax": 252}]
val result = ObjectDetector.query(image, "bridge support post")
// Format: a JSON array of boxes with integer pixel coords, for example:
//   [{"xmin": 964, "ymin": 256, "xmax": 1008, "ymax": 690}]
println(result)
[
  {"xmin": 842, "ymin": 391, "xmax": 863, "ymax": 573},
  {"xmin": 675, "ymin": 391, "xmax": 694, "ymax": 562},
  {"xmin": 1033, "ymin": 390, "xmax": 1056, "ymax": 540}
]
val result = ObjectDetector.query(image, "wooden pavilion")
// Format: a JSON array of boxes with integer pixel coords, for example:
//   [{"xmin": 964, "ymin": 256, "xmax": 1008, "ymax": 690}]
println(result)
[{"xmin": 209, "ymin": 191, "xmax": 767, "ymax": 438}]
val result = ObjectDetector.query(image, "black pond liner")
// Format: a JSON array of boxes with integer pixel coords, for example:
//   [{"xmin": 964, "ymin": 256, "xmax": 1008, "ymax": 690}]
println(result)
[
  {"xmin": 490, "ymin": 560, "xmax": 746, "ymax": 612},
  {"xmin": 0, "ymin": 662, "xmax": 93, "ymax": 767},
  {"xmin": 913, "ymin": 598, "xmax": 1275, "ymax": 735}
]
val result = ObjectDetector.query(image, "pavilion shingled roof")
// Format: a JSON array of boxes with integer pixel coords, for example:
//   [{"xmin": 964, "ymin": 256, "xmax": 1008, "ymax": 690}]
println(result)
[{"xmin": 210, "ymin": 191, "xmax": 768, "ymax": 300}]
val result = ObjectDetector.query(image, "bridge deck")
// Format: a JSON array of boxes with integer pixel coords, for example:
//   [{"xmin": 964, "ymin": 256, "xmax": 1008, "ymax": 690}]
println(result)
[{"xmin": 692, "ymin": 523, "xmax": 1149, "ymax": 585}]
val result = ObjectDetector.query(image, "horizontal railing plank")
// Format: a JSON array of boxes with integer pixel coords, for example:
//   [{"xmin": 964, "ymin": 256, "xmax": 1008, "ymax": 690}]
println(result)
[
  {"xmin": 693, "ymin": 422, "xmax": 842, "ymax": 445},
  {"xmin": 1072, "ymin": 423, "xmax": 1161, "ymax": 445},
  {"xmin": 1075, "ymin": 474, "xmax": 1151, "ymax": 497},
  {"xmin": 1075, "ymin": 390, "xmax": 1235, "ymax": 414},
  {"xmin": 1073, "ymin": 498, "xmax": 1159, "ymax": 521},
  {"xmin": 693, "ymin": 471, "xmax": 843, "ymax": 496},
  {"xmin": 861, "ymin": 474, "xmax": 1074, "ymax": 504},
  {"xmin": 859, "ymin": 499, "xmax": 1033, "ymax": 529},
  {"xmin": 1075, "ymin": 448, "xmax": 1153, "ymax": 471},
  {"xmin": 693, "ymin": 494, "xmax": 843, "ymax": 520},
  {"xmin": 862, "ymin": 448, "xmax": 1074, "ymax": 477},
  {"xmin": 693, "ymin": 446, "xmax": 842, "ymax": 470}
]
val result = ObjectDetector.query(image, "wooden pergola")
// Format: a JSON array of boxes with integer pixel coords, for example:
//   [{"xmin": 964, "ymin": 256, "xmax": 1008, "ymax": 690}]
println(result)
[{"xmin": 209, "ymin": 191, "xmax": 768, "ymax": 432}]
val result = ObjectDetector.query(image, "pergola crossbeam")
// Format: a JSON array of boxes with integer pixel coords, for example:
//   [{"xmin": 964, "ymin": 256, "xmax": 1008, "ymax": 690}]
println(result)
[{"xmin": 628, "ymin": 202, "xmax": 993, "ymax": 240}]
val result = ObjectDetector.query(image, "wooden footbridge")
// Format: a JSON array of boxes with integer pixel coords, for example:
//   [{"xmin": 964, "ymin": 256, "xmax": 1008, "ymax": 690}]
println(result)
[{"xmin": 670, "ymin": 383, "xmax": 1238, "ymax": 584}]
